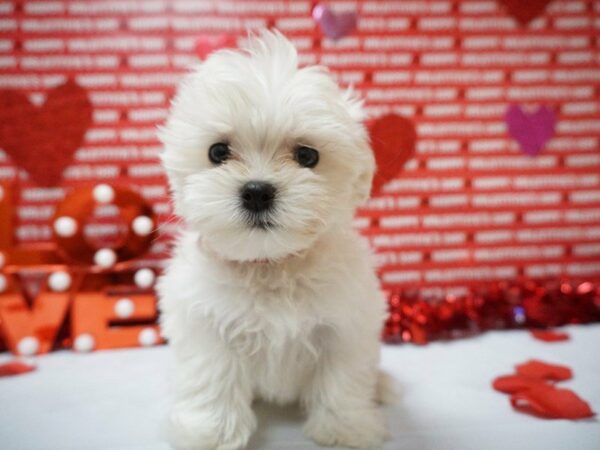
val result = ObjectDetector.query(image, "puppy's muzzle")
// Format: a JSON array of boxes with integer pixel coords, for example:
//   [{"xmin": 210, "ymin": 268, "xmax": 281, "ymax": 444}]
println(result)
[{"xmin": 240, "ymin": 181, "xmax": 276, "ymax": 213}]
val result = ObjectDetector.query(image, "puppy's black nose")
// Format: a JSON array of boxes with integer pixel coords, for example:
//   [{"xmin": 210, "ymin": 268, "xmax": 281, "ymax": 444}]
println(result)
[{"xmin": 241, "ymin": 181, "xmax": 276, "ymax": 213}]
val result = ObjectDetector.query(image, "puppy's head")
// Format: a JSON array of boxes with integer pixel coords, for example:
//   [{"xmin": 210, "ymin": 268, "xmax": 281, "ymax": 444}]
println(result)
[{"xmin": 160, "ymin": 30, "xmax": 374, "ymax": 262}]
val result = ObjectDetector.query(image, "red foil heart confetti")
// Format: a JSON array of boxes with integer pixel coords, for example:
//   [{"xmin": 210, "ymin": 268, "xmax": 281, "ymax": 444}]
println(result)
[
  {"xmin": 515, "ymin": 360, "xmax": 573, "ymax": 382},
  {"xmin": 0, "ymin": 360, "xmax": 36, "ymax": 377},
  {"xmin": 511, "ymin": 385, "xmax": 595, "ymax": 420},
  {"xmin": 530, "ymin": 329, "xmax": 570, "ymax": 342},
  {"xmin": 493, "ymin": 360, "xmax": 595, "ymax": 420},
  {"xmin": 492, "ymin": 375, "xmax": 549, "ymax": 394}
]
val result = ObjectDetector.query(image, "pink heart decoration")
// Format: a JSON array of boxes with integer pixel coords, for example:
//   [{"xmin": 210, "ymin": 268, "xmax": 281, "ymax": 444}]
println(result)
[
  {"xmin": 195, "ymin": 34, "xmax": 237, "ymax": 60},
  {"xmin": 505, "ymin": 105, "xmax": 556, "ymax": 157},
  {"xmin": 312, "ymin": 4, "xmax": 357, "ymax": 40}
]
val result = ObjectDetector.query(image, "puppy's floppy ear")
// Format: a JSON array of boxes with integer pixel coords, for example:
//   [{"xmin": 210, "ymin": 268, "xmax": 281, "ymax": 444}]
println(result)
[
  {"xmin": 352, "ymin": 144, "xmax": 375, "ymax": 207},
  {"xmin": 156, "ymin": 67, "xmax": 202, "ymax": 218},
  {"xmin": 343, "ymin": 87, "xmax": 375, "ymax": 206},
  {"xmin": 342, "ymin": 85, "xmax": 366, "ymax": 123}
]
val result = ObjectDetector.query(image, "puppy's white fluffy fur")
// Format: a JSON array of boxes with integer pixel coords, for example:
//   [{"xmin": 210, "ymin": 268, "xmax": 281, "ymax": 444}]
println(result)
[{"xmin": 157, "ymin": 30, "xmax": 388, "ymax": 450}]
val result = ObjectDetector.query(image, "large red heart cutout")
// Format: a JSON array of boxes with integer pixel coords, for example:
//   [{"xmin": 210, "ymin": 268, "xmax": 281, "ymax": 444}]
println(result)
[
  {"xmin": 369, "ymin": 113, "xmax": 416, "ymax": 195},
  {"xmin": 499, "ymin": 0, "xmax": 552, "ymax": 26},
  {"xmin": 0, "ymin": 79, "xmax": 92, "ymax": 186}
]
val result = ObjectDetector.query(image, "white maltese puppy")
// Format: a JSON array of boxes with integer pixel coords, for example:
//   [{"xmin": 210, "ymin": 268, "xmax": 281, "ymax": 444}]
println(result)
[{"xmin": 157, "ymin": 30, "xmax": 388, "ymax": 450}]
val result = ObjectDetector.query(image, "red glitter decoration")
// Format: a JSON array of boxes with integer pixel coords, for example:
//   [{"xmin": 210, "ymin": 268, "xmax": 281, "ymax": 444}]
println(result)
[{"xmin": 383, "ymin": 280, "xmax": 600, "ymax": 344}]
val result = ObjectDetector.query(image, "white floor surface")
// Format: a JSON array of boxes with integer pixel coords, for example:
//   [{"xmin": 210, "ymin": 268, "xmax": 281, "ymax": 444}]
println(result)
[{"xmin": 1, "ymin": 325, "xmax": 599, "ymax": 450}]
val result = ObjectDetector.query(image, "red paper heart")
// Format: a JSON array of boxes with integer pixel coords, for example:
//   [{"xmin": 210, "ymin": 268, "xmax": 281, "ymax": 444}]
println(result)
[
  {"xmin": 492, "ymin": 374, "xmax": 548, "ymax": 394},
  {"xmin": 369, "ymin": 114, "xmax": 416, "ymax": 195},
  {"xmin": 531, "ymin": 329, "xmax": 570, "ymax": 342},
  {"xmin": 511, "ymin": 385, "xmax": 595, "ymax": 419},
  {"xmin": 499, "ymin": 0, "xmax": 551, "ymax": 26},
  {"xmin": 0, "ymin": 360, "xmax": 36, "ymax": 377},
  {"xmin": 0, "ymin": 79, "xmax": 92, "ymax": 186},
  {"xmin": 195, "ymin": 34, "xmax": 237, "ymax": 59},
  {"xmin": 515, "ymin": 360, "xmax": 572, "ymax": 381}
]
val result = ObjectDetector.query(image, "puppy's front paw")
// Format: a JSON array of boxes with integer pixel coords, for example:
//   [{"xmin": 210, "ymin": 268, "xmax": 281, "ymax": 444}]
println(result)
[
  {"xmin": 168, "ymin": 407, "xmax": 256, "ymax": 450},
  {"xmin": 304, "ymin": 406, "xmax": 388, "ymax": 450}
]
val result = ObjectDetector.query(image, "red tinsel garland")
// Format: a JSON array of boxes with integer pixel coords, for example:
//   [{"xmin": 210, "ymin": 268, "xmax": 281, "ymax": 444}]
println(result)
[{"xmin": 383, "ymin": 280, "xmax": 600, "ymax": 344}]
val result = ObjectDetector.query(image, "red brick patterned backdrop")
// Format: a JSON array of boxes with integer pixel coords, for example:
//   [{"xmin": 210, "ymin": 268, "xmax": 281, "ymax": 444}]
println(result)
[{"xmin": 0, "ymin": 0, "xmax": 599, "ymax": 296}]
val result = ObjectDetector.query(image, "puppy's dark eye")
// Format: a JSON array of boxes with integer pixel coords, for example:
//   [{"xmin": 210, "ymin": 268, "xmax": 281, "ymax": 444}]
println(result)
[
  {"xmin": 208, "ymin": 143, "xmax": 231, "ymax": 164},
  {"xmin": 294, "ymin": 146, "xmax": 319, "ymax": 168}
]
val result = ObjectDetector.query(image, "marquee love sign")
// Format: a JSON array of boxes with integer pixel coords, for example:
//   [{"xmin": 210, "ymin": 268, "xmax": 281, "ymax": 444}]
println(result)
[{"xmin": 0, "ymin": 182, "xmax": 162, "ymax": 356}]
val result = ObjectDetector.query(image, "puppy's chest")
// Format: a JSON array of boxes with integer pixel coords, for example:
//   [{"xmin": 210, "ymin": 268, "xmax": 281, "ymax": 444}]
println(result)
[
  {"xmin": 220, "ymin": 266, "xmax": 333, "ymax": 402},
  {"xmin": 227, "ymin": 294, "xmax": 324, "ymax": 404},
  {"xmin": 228, "ymin": 300, "xmax": 322, "ymax": 358},
  {"xmin": 247, "ymin": 330, "xmax": 320, "ymax": 404}
]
